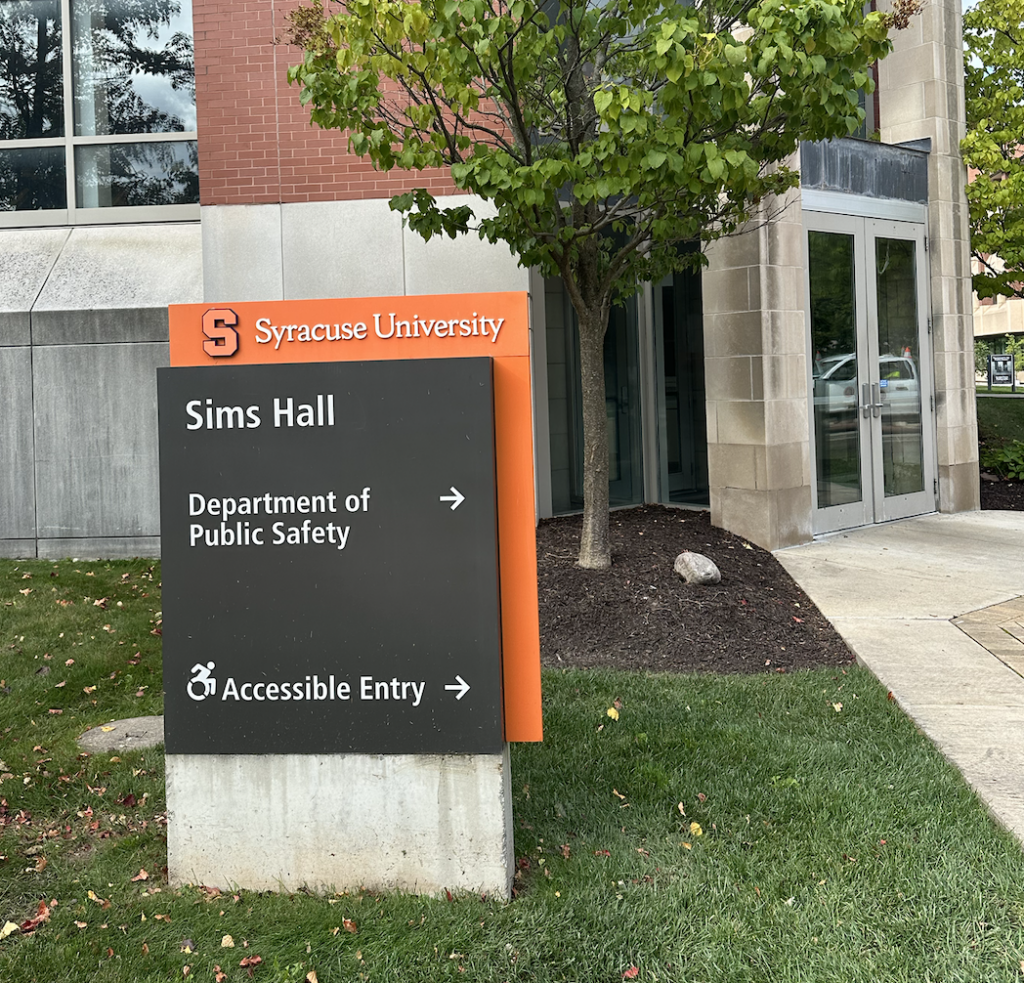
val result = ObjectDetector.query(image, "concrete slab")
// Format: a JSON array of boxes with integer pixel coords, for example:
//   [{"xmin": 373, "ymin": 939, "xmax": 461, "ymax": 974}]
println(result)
[
  {"xmin": 0, "ymin": 346, "xmax": 35, "ymax": 539},
  {"xmin": 776, "ymin": 512, "xmax": 1024, "ymax": 618},
  {"xmin": 32, "ymin": 307, "xmax": 169, "ymax": 347},
  {"xmin": 0, "ymin": 540, "xmax": 36, "ymax": 559},
  {"xmin": 78, "ymin": 716, "xmax": 165, "ymax": 753},
  {"xmin": 34, "ymin": 226, "xmax": 202, "ymax": 312},
  {"xmin": 166, "ymin": 750, "xmax": 514, "ymax": 896},
  {"xmin": 36, "ymin": 537, "xmax": 161, "ymax": 559},
  {"xmin": 0, "ymin": 228, "xmax": 69, "ymax": 319},
  {"xmin": 831, "ymin": 617, "xmax": 1024, "ymax": 708},
  {"xmin": 33, "ymin": 343, "xmax": 167, "ymax": 540}
]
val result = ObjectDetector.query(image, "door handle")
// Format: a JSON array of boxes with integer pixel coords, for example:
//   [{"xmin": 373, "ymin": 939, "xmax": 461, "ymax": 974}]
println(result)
[
  {"xmin": 861, "ymin": 382, "xmax": 870, "ymax": 418},
  {"xmin": 871, "ymin": 382, "xmax": 882, "ymax": 417}
]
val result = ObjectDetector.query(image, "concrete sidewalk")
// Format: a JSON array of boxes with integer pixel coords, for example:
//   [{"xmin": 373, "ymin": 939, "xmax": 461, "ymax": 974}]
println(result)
[{"xmin": 775, "ymin": 511, "xmax": 1024, "ymax": 842}]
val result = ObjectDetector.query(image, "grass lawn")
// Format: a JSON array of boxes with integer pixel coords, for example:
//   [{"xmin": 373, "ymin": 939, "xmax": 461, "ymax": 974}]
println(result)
[
  {"xmin": 4, "ymin": 558, "xmax": 1024, "ymax": 982},
  {"xmin": 977, "ymin": 394, "xmax": 1024, "ymax": 447}
]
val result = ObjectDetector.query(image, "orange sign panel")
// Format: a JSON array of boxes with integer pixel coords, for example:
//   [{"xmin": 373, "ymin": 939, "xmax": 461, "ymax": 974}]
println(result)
[{"xmin": 168, "ymin": 292, "xmax": 542, "ymax": 742}]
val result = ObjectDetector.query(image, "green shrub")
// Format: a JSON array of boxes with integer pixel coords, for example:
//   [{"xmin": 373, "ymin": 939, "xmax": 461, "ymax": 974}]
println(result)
[{"xmin": 981, "ymin": 439, "xmax": 1024, "ymax": 479}]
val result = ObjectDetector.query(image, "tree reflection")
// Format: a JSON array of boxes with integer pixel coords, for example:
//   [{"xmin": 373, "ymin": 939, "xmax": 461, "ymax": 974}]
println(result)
[
  {"xmin": 0, "ymin": 0, "xmax": 63, "ymax": 139},
  {"xmin": 73, "ymin": 0, "xmax": 195, "ymax": 136},
  {"xmin": 0, "ymin": 0, "xmax": 196, "ymax": 209}
]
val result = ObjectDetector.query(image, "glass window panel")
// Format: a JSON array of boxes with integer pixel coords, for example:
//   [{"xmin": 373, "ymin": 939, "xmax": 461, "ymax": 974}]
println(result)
[
  {"xmin": 0, "ymin": 144, "xmax": 65, "ymax": 208},
  {"xmin": 808, "ymin": 230, "xmax": 861, "ymax": 509},
  {"xmin": 0, "ymin": 0, "xmax": 64, "ymax": 139},
  {"xmin": 72, "ymin": 0, "xmax": 195, "ymax": 137},
  {"xmin": 874, "ymin": 236, "xmax": 924, "ymax": 498},
  {"xmin": 75, "ymin": 138, "xmax": 197, "ymax": 207}
]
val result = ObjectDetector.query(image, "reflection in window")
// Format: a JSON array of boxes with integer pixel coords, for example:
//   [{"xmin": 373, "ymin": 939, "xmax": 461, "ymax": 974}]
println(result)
[
  {"xmin": 0, "ymin": 145, "xmax": 65, "ymax": 209},
  {"xmin": 0, "ymin": 0, "xmax": 64, "ymax": 139},
  {"xmin": 72, "ymin": 0, "xmax": 195, "ymax": 137},
  {"xmin": 76, "ymin": 139, "xmax": 197, "ymax": 206},
  {"xmin": 808, "ymin": 230, "xmax": 862, "ymax": 509},
  {"xmin": 0, "ymin": 0, "xmax": 196, "ymax": 216}
]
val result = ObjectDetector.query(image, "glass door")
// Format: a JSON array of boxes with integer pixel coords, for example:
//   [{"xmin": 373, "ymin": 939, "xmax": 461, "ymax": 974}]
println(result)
[{"xmin": 806, "ymin": 214, "xmax": 936, "ymax": 534}]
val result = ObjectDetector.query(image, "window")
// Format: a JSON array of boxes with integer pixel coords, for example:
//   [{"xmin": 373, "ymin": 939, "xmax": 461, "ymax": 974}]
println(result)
[{"xmin": 0, "ymin": 0, "xmax": 197, "ymax": 225}]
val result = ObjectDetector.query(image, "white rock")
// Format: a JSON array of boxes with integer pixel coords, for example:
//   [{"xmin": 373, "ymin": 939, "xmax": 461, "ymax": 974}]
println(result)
[{"xmin": 674, "ymin": 551, "xmax": 721, "ymax": 585}]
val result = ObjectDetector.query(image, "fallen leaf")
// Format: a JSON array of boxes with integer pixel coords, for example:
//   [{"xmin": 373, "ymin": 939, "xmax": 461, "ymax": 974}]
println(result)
[
  {"xmin": 20, "ymin": 899, "xmax": 51, "ymax": 933},
  {"xmin": 183, "ymin": 966, "xmax": 191, "ymax": 977},
  {"xmin": 215, "ymin": 967, "xmax": 227, "ymax": 983},
  {"xmin": 623, "ymin": 967, "xmax": 640, "ymax": 979},
  {"xmin": 180, "ymin": 939, "xmax": 195, "ymax": 953},
  {"xmin": 306, "ymin": 972, "xmax": 319, "ymax": 983},
  {"xmin": 1, "ymin": 922, "xmax": 19, "ymax": 940},
  {"xmin": 142, "ymin": 942, "xmax": 149, "ymax": 955},
  {"xmin": 342, "ymin": 918, "xmax": 357, "ymax": 934},
  {"xmin": 221, "ymin": 935, "xmax": 235, "ymax": 948},
  {"xmin": 677, "ymin": 802, "xmax": 686, "ymax": 816},
  {"xmin": 75, "ymin": 921, "xmax": 87, "ymax": 929},
  {"xmin": 833, "ymin": 703, "xmax": 843, "ymax": 713},
  {"xmin": 83, "ymin": 686, "xmax": 96, "ymax": 694},
  {"xmin": 612, "ymin": 789, "xmax": 626, "ymax": 800},
  {"xmin": 19, "ymin": 588, "xmax": 32, "ymax": 596},
  {"xmin": 239, "ymin": 954, "xmax": 263, "ymax": 968},
  {"xmin": 606, "ymin": 707, "xmax": 619, "ymax": 721},
  {"xmin": 100, "ymin": 726, "xmax": 115, "ymax": 733},
  {"xmin": 154, "ymin": 914, "xmax": 171, "ymax": 922},
  {"xmin": 697, "ymin": 792, "xmax": 707, "ymax": 803},
  {"xmin": 690, "ymin": 822, "xmax": 703, "ymax": 837}
]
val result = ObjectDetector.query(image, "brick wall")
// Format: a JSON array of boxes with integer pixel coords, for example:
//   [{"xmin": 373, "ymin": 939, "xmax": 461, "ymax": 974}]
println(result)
[{"xmin": 195, "ymin": 0, "xmax": 458, "ymax": 205}]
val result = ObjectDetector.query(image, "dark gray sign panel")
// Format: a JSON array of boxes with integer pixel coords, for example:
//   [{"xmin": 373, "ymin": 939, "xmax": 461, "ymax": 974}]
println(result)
[
  {"xmin": 157, "ymin": 358, "xmax": 502, "ymax": 754},
  {"xmin": 990, "ymin": 353, "xmax": 1014, "ymax": 387}
]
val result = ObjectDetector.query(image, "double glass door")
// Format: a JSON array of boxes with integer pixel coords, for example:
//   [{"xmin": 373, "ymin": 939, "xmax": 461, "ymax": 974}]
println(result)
[{"xmin": 806, "ymin": 214, "xmax": 936, "ymax": 534}]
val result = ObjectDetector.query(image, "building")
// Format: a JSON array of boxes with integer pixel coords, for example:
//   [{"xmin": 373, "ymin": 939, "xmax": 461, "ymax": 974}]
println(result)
[{"xmin": 0, "ymin": 0, "xmax": 978, "ymax": 559}]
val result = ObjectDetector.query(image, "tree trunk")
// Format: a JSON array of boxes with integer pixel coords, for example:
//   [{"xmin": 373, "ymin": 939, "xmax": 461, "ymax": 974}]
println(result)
[{"xmin": 576, "ymin": 308, "xmax": 612, "ymax": 569}]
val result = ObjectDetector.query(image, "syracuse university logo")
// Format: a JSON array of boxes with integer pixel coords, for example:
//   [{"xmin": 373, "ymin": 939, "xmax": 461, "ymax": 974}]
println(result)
[
  {"xmin": 202, "ymin": 308, "xmax": 239, "ymax": 358},
  {"xmin": 188, "ymin": 661, "xmax": 217, "ymax": 701}
]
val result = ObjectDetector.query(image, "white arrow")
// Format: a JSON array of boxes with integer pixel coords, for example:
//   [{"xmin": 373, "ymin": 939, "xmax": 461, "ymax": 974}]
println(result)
[
  {"xmin": 439, "ymin": 486, "xmax": 465, "ymax": 511},
  {"xmin": 444, "ymin": 675, "xmax": 470, "ymax": 700}
]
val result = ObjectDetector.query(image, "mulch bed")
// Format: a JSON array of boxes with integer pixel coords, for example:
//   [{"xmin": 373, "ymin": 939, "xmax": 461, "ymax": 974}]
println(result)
[
  {"xmin": 980, "ymin": 475, "xmax": 1024, "ymax": 511},
  {"xmin": 537, "ymin": 479, "xmax": 1024, "ymax": 675}
]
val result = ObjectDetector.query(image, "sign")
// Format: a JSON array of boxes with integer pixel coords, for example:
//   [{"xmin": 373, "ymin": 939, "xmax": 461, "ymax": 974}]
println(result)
[
  {"xmin": 990, "ymin": 353, "xmax": 1014, "ymax": 387},
  {"xmin": 167, "ymin": 293, "xmax": 542, "ymax": 744},
  {"xmin": 158, "ymin": 358, "xmax": 504, "ymax": 754}
]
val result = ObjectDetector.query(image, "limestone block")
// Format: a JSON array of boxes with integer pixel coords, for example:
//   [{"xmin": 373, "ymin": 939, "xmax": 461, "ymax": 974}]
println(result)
[
  {"xmin": 203, "ymin": 204, "xmax": 283, "ymax": 302},
  {"xmin": 703, "ymin": 310, "xmax": 765, "ymax": 358},
  {"xmin": 403, "ymin": 196, "xmax": 528, "ymax": 296},
  {"xmin": 281, "ymin": 199, "xmax": 404, "ymax": 299}
]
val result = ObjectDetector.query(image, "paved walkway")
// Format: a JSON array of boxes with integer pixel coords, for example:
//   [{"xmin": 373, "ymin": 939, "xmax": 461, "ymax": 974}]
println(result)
[{"xmin": 776, "ymin": 510, "xmax": 1024, "ymax": 842}]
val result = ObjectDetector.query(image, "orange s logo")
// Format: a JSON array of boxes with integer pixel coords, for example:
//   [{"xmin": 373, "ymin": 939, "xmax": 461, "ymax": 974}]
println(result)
[{"xmin": 202, "ymin": 308, "xmax": 239, "ymax": 358}]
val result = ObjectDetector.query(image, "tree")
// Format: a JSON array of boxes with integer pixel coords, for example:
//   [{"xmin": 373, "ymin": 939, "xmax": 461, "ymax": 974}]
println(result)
[
  {"xmin": 963, "ymin": 0, "xmax": 1024, "ymax": 300},
  {"xmin": 287, "ymin": 0, "xmax": 912, "ymax": 569}
]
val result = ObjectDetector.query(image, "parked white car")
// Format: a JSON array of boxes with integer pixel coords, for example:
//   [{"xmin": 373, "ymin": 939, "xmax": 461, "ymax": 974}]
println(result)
[{"xmin": 813, "ymin": 353, "xmax": 920, "ymax": 421}]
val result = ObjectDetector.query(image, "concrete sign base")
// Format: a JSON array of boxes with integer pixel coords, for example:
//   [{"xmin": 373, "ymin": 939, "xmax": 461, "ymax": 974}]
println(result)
[{"xmin": 166, "ymin": 748, "xmax": 513, "ymax": 897}]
